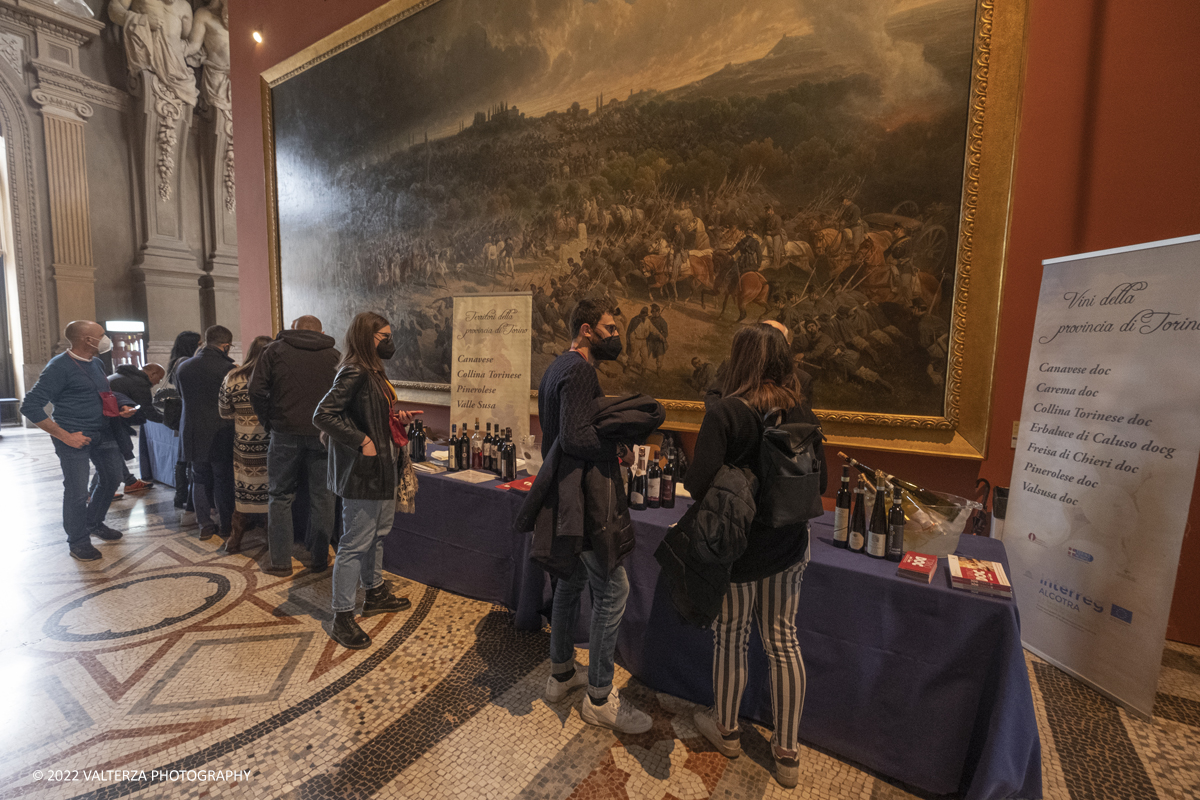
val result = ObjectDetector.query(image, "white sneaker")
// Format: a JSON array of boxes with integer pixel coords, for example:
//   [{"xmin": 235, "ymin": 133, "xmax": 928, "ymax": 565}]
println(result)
[
  {"xmin": 544, "ymin": 669, "xmax": 588, "ymax": 703},
  {"xmin": 693, "ymin": 708, "xmax": 742, "ymax": 758},
  {"xmin": 581, "ymin": 688, "xmax": 652, "ymax": 734}
]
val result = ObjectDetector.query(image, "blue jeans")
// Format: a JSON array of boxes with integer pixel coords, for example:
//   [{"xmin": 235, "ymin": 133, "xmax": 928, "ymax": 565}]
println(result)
[
  {"xmin": 52, "ymin": 432, "xmax": 124, "ymax": 549},
  {"xmin": 267, "ymin": 432, "xmax": 336, "ymax": 570},
  {"xmin": 332, "ymin": 497, "xmax": 393, "ymax": 613},
  {"xmin": 549, "ymin": 551, "xmax": 631, "ymax": 696}
]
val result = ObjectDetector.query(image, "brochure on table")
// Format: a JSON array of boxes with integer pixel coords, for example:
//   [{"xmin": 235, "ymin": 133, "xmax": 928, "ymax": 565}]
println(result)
[
  {"xmin": 451, "ymin": 293, "xmax": 532, "ymax": 445},
  {"xmin": 1003, "ymin": 234, "xmax": 1200, "ymax": 719}
]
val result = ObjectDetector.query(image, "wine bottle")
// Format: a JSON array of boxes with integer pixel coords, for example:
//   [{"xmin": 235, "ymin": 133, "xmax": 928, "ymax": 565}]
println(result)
[
  {"xmin": 447, "ymin": 424, "xmax": 459, "ymax": 471},
  {"xmin": 483, "ymin": 423, "xmax": 494, "ymax": 471},
  {"xmin": 494, "ymin": 427, "xmax": 505, "ymax": 479},
  {"xmin": 471, "ymin": 418, "xmax": 483, "ymax": 469},
  {"xmin": 866, "ymin": 470, "xmax": 888, "ymax": 558},
  {"xmin": 833, "ymin": 464, "xmax": 851, "ymax": 548},
  {"xmin": 647, "ymin": 453, "xmax": 662, "ymax": 509},
  {"xmin": 848, "ymin": 475, "xmax": 867, "ymax": 554},
  {"xmin": 886, "ymin": 484, "xmax": 905, "ymax": 562},
  {"xmin": 505, "ymin": 428, "xmax": 517, "ymax": 481},
  {"xmin": 498, "ymin": 428, "xmax": 507, "ymax": 481},
  {"xmin": 630, "ymin": 448, "xmax": 648, "ymax": 511},
  {"xmin": 416, "ymin": 420, "xmax": 428, "ymax": 462},
  {"xmin": 496, "ymin": 427, "xmax": 506, "ymax": 480},
  {"xmin": 496, "ymin": 423, "xmax": 507, "ymax": 475},
  {"xmin": 458, "ymin": 422, "xmax": 471, "ymax": 471},
  {"xmin": 661, "ymin": 446, "xmax": 676, "ymax": 509}
]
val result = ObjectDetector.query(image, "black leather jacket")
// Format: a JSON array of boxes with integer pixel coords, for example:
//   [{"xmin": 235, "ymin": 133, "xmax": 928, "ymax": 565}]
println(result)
[{"xmin": 313, "ymin": 364, "xmax": 397, "ymax": 501}]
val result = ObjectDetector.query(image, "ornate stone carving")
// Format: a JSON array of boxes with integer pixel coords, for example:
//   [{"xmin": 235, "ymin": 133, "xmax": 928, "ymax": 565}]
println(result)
[
  {"xmin": 31, "ymin": 86, "xmax": 93, "ymax": 118},
  {"xmin": 187, "ymin": 0, "xmax": 233, "ymax": 212},
  {"xmin": 0, "ymin": 6, "xmax": 99, "ymax": 47},
  {"xmin": 108, "ymin": 0, "xmax": 198, "ymax": 200},
  {"xmin": 0, "ymin": 30, "xmax": 24, "ymax": 74},
  {"xmin": 31, "ymin": 59, "xmax": 132, "ymax": 112}
]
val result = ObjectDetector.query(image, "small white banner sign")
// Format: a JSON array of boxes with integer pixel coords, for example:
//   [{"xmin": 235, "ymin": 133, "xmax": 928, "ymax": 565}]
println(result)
[
  {"xmin": 450, "ymin": 293, "xmax": 532, "ymax": 445},
  {"xmin": 1003, "ymin": 234, "xmax": 1200, "ymax": 718}
]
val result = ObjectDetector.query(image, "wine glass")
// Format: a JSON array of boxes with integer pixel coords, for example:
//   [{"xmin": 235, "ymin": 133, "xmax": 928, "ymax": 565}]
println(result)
[{"xmin": 520, "ymin": 434, "xmax": 542, "ymax": 475}]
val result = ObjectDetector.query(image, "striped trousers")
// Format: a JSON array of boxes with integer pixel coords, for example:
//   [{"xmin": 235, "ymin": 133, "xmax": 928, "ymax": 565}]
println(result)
[{"xmin": 712, "ymin": 557, "xmax": 808, "ymax": 750}]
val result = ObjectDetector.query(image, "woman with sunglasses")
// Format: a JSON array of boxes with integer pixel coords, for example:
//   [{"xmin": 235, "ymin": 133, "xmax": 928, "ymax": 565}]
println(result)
[{"xmin": 314, "ymin": 311, "xmax": 420, "ymax": 649}]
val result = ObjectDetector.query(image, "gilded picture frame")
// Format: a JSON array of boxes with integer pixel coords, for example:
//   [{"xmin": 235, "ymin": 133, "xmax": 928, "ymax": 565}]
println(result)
[{"xmin": 262, "ymin": 0, "xmax": 1029, "ymax": 459}]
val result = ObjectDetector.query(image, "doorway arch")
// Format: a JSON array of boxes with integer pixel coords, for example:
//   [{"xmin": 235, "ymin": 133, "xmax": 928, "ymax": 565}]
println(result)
[{"xmin": 0, "ymin": 55, "xmax": 52, "ymax": 392}]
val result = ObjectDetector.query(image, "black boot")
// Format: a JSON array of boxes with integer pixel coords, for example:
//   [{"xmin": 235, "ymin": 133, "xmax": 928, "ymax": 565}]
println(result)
[
  {"xmin": 329, "ymin": 611, "xmax": 370, "ymax": 649},
  {"xmin": 362, "ymin": 584, "xmax": 411, "ymax": 617}
]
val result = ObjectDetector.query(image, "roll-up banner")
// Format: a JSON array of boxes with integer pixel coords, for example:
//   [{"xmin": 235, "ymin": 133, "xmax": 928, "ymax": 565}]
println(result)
[
  {"xmin": 1003, "ymin": 234, "xmax": 1200, "ymax": 718},
  {"xmin": 451, "ymin": 293, "xmax": 533, "ymax": 444}
]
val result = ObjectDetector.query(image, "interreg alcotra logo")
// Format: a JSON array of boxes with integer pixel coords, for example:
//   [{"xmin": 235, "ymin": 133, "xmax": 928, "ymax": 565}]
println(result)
[{"xmin": 1038, "ymin": 577, "xmax": 1104, "ymax": 613}]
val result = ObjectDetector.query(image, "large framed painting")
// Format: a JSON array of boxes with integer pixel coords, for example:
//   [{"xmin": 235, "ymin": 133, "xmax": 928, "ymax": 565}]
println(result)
[{"xmin": 264, "ymin": 0, "xmax": 1028, "ymax": 459}]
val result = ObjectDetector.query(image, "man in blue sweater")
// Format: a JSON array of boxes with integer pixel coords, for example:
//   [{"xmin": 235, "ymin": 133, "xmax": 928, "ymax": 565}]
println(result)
[{"xmin": 21, "ymin": 320, "xmax": 137, "ymax": 560}]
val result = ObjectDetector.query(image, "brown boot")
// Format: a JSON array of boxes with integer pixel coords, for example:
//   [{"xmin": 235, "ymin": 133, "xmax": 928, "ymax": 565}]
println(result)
[{"xmin": 224, "ymin": 511, "xmax": 248, "ymax": 554}]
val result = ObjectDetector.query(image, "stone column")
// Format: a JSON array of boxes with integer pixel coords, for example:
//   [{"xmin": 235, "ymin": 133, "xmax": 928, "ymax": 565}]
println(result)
[
  {"xmin": 34, "ymin": 95, "xmax": 96, "ymax": 327},
  {"xmin": 200, "ymin": 101, "xmax": 239, "ymax": 342},
  {"xmin": 129, "ymin": 70, "xmax": 202, "ymax": 362}
]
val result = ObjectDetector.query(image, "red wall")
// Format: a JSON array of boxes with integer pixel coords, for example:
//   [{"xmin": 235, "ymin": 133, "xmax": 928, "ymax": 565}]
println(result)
[{"xmin": 230, "ymin": 0, "xmax": 1200, "ymax": 642}]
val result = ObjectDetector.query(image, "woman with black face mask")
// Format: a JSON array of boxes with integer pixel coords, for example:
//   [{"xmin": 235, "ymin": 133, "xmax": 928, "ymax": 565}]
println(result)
[{"xmin": 314, "ymin": 312, "xmax": 420, "ymax": 649}]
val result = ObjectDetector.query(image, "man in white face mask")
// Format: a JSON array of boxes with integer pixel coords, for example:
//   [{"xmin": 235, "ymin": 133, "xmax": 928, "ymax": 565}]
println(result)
[
  {"xmin": 20, "ymin": 320, "xmax": 136, "ymax": 559},
  {"xmin": 96, "ymin": 333, "xmax": 115, "ymax": 376}
]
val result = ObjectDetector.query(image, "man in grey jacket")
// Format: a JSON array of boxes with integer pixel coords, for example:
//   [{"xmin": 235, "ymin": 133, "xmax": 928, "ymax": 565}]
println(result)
[{"xmin": 249, "ymin": 315, "xmax": 340, "ymax": 577}]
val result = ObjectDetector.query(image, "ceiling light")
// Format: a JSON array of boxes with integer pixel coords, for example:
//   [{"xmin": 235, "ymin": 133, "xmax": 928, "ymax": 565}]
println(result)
[{"xmin": 252, "ymin": 31, "xmax": 263, "ymax": 44}]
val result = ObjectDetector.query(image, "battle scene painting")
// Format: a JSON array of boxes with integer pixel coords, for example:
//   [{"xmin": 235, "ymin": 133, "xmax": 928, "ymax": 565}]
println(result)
[{"xmin": 272, "ymin": 0, "xmax": 979, "ymax": 416}]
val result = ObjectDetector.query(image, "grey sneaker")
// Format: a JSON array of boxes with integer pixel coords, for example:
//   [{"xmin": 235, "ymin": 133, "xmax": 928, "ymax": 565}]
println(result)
[
  {"xmin": 544, "ymin": 668, "xmax": 588, "ymax": 703},
  {"xmin": 693, "ymin": 708, "xmax": 741, "ymax": 758},
  {"xmin": 580, "ymin": 688, "xmax": 652, "ymax": 734},
  {"xmin": 772, "ymin": 746, "xmax": 800, "ymax": 788}
]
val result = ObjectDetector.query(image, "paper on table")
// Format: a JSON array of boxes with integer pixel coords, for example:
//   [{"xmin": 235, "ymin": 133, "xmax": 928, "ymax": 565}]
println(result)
[{"xmin": 443, "ymin": 469, "xmax": 498, "ymax": 484}]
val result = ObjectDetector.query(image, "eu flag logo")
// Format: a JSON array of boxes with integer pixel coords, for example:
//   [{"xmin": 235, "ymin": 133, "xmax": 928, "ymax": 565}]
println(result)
[{"xmin": 1110, "ymin": 604, "xmax": 1133, "ymax": 624}]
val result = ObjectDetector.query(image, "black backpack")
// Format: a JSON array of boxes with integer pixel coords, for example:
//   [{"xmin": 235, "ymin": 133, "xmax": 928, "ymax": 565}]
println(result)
[
  {"xmin": 739, "ymin": 399, "xmax": 825, "ymax": 527},
  {"xmin": 154, "ymin": 386, "xmax": 183, "ymax": 431}
]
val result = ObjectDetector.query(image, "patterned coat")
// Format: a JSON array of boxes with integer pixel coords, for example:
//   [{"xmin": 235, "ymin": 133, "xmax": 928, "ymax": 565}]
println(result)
[{"xmin": 218, "ymin": 370, "xmax": 269, "ymax": 513}]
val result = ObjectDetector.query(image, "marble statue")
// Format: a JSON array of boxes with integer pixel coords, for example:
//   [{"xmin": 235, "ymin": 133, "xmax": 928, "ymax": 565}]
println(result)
[
  {"xmin": 108, "ymin": 0, "xmax": 198, "ymax": 200},
  {"xmin": 187, "ymin": 0, "xmax": 234, "ymax": 211}
]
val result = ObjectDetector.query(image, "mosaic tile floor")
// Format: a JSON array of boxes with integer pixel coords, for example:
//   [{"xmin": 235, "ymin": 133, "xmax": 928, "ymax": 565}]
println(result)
[{"xmin": 1, "ymin": 427, "xmax": 1197, "ymax": 800}]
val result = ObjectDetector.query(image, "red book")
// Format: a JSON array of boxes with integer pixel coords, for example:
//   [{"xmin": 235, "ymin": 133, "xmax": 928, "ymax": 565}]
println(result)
[
  {"xmin": 897, "ymin": 552, "xmax": 938, "ymax": 583},
  {"xmin": 498, "ymin": 477, "xmax": 535, "ymax": 493},
  {"xmin": 947, "ymin": 555, "xmax": 1012, "ymax": 595}
]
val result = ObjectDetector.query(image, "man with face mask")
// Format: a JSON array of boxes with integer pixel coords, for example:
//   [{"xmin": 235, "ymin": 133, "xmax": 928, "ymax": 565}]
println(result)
[
  {"xmin": 21, "ymin": 320, "xmax": 138, "ymax": 559},
  {"xmin": 177, "ymin": 325, "xmax": 236, "ymax": 541},
  {"xmin": 533, "ymin": 299, "xmax": 654, "ymax": 736}
]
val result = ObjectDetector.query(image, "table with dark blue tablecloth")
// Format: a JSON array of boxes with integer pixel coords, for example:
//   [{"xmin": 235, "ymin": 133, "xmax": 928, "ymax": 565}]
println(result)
[
  {"xmin": 382, "ymin": 471, "xmax": 1041, "ymax": 800},
  {"xmin": 143, "ymin": 420, "xmax": 181, "ymax": 486}
]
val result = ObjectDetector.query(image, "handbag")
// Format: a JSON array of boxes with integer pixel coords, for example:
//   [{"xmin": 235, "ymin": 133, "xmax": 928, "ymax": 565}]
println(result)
[
  {"xmin": 396, "ymin": 447, "xmax": 418, "ymax": 514},
  {"xmin": 154, "ymin": 386, "xmax": 183, "ymax": 431}
]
